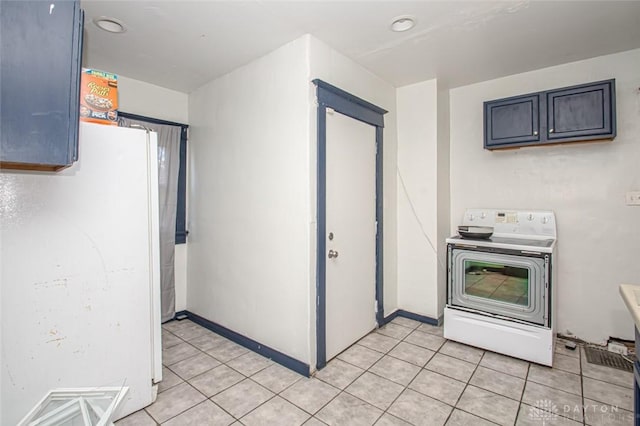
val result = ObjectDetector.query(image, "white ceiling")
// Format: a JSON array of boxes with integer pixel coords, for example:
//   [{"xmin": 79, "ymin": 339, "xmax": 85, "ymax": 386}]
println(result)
[{"xmin": 81, "ymin": 1, "xmax": 640, "ymax": 94}]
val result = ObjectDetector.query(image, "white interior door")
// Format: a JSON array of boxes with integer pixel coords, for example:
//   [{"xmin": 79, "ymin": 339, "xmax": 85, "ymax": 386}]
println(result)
[{"xmin": 325, "ymin": 109, "xmax": 377, "ymax": 361}]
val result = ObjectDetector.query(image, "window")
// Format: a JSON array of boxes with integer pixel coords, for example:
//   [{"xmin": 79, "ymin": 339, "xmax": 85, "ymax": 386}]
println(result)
[{"xmin": 118, "ymin": 112, "xmax": 188, "ymax": 244}]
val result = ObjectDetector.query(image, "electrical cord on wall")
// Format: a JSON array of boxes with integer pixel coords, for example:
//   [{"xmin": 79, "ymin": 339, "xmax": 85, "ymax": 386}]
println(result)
[{"xmin": 397, "ymin": 166, "xmax": 447, "ymax": 273}]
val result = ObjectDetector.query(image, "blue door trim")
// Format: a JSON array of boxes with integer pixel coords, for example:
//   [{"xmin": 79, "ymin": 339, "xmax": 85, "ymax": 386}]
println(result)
[
  {"xmin": 313, "ymin": 79, "xmax": 386, "ymax": 370},
  {"xmin": 314, "ymin": 80, "xmax": 387, "ymax": 127},
  {"xmin": 316, "ymin": 101, "xmax": 328, "ymax": 369},
  {"xmin": 375, "ymin": 126, "xmax": 384, "ymax": 327}
]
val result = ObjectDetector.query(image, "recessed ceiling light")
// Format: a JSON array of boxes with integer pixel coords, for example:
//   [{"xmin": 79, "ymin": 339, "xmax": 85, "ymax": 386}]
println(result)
[
  {"xmin": 93, "ymin": 17, "xmax": 126, "ymax": 34},
  {"xmin": 390, "ymin": 15, "xmax": 416, "ymax": 32}
]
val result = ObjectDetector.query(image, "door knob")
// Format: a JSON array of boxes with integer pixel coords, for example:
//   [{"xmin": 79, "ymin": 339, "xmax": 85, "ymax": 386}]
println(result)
[{"xmin": 328, "ymin": 250, "xmax": 339, "ymax": 259}]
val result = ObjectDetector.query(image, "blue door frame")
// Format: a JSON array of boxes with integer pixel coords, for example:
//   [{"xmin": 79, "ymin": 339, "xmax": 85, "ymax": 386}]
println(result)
[{"xmin": 313, "ymin": 79, "xmax": 387, "ymax": 370}]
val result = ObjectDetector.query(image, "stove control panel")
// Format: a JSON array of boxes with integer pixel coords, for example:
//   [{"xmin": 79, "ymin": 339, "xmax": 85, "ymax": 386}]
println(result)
[
  {"xmin": 495, "ymin": 211, "xmax": 518, "ymax": 224},
  {"xmin": 462, "ymin": 209, "xmax": 556, "ymax": 238}
]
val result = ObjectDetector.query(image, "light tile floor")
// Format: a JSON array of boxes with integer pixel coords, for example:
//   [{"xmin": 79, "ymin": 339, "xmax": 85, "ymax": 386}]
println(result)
[{"xmin": 116, "ymin": 318, "xmax": 634, "ymax": 425}]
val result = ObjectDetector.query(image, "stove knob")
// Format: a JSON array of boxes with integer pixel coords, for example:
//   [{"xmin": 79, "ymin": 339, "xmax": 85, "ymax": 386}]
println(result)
[
  {"xmin": 469, "ymin": 214, "xmax": 474, "ymax": 221},
  {"xmin": 480, "ymin": 212, "xmax": 486, "ymax": 219},
  {"xmin": 527, "ymin": 213, "xmax": 534, "ymax": 221},
  {"xmin": 541, "ymin": 216, "xmax": 549, "ymax": 224}
]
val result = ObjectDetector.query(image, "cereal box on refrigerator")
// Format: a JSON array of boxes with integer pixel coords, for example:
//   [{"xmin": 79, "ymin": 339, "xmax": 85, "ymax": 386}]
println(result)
[{"xmin": 79, "ymin": 69, "xmax": 118, "ymax": 125}]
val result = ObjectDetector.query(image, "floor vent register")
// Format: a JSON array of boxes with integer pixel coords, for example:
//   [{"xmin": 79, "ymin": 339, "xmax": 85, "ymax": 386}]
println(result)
[{"xmin": 584, "ymin": 346, "xmax": 633, "ymax": 372}]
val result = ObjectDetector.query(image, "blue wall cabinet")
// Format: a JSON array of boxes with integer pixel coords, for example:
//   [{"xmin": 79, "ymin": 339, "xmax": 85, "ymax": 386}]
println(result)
[
  {"xmin": 1, "ymin": 1, "xmax": 84, "ymax": 171},
  {"xmin": 484, "ymin": 79, "xmax": 615, "ymax": 150},
  {"xmin": 546, "ymin": 80, "xmax": 615, "ymax": 142},
  {"xmin": 484, "ymin": 94, "xmax": 541, "ymax": 148}
]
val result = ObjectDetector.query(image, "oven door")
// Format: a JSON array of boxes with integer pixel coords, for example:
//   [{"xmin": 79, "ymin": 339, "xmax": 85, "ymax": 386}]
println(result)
[{"xmin": 448, "ymin": 246, "xmax": 549, "ymax": 326}]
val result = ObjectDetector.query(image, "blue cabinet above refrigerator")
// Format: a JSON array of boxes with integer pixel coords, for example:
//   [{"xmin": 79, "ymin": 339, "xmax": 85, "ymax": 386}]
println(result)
[{"xmin": 0, "ymin": 0, "xmax": 84, "ymax": 171}]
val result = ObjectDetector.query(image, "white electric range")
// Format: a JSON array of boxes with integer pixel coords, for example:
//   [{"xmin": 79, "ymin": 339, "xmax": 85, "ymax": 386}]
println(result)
[{"xmin": 445, "ymin": 209, "xmax": 557, "ymax": 366}]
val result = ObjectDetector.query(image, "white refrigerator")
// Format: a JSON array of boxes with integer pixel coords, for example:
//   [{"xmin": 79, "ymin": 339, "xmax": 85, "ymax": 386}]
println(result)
[{"xmin": 0, "ymin": 122, "xmax": 162, "ymax": 425}]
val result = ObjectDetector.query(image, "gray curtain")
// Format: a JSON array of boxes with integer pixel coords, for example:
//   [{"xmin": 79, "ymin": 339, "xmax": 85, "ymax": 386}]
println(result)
[{"xmin": 119, "ymin": 117, "xmax": 181, "ymax": 323}]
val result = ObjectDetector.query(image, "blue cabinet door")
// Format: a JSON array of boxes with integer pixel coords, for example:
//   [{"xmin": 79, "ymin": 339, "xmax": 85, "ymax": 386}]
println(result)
[
  {"xmin": 484, "ymin": 94, "xmax": 542, "ymax": 149},
  {"xmin": 546, "ymin": 80, "xmax": 615, "ymax": 142},
  {"xmin": 0, "ymin": 1, "xmax": 83, "ymax": 170}
]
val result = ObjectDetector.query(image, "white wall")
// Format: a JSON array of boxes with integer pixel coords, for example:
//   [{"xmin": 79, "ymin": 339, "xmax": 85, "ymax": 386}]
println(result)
[
  {"xmin": 117, "ymin": 75, "xmax": 188, "ymax": 123},
  {"xmin": 449, "ymin": 49, "xmax": 640, "ymax": 343},
  {"xmin": 396, "ymin": 80, "xmax": 438, "ymax": 317},
  {"xmin": 116, "ymin": 75, "xmax": 189, "ymax": 313},
  {"xmin": 188, "ymin": 36, "xmax": 312, "ymax": 364},
  {"xmin": 308, "ymin": 36, "xmax": 399, "ymax": 324},
  {"xmin": 187, "ymin": 34, "xmax": 399, "ymax": 370},
  {"xmin": 395, "ymin": 80, "xmax": 450, "ymax": 320},
  {"xmin": 436, "ymin": 86, "xmax": 451, "ymax": 316}
]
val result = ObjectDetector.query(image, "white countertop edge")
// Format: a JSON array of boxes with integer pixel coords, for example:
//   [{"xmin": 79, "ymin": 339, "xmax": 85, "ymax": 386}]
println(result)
[{"xmin": 619, "ymin": 284, "xmax": 640, "ymax": 330}]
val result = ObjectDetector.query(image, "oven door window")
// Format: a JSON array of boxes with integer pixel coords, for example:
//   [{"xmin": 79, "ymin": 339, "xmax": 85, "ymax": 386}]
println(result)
[
  {"xmin": 464, "ymin": 261, "xmax": 529, "ymax": 306},
  {"xmin": 449, "ymin": 248, "xmax": 549, "ymax": 326}
]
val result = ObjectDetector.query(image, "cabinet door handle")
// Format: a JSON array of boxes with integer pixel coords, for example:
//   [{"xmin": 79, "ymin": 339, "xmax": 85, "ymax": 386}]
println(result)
[
  {"xmin": 533, "ymin": 131, "xmax": 538, "ymax": 136},
  {"xmin": 549, "ymin": 128, "xmax": 554, "ymax": 133}
]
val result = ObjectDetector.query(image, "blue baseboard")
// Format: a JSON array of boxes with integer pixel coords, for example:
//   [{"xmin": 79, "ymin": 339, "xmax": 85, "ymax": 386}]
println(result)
[
  {"xmin": 174, "ymin": 310, "xmax": 188, "ymax": 319},
  {"xmin": 383, "ymin": 309, "xmax": 440, "ymax": 326},
  {"xmin": 177, "ymin": 311, "xmax": 311, "ymax": 377}
]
